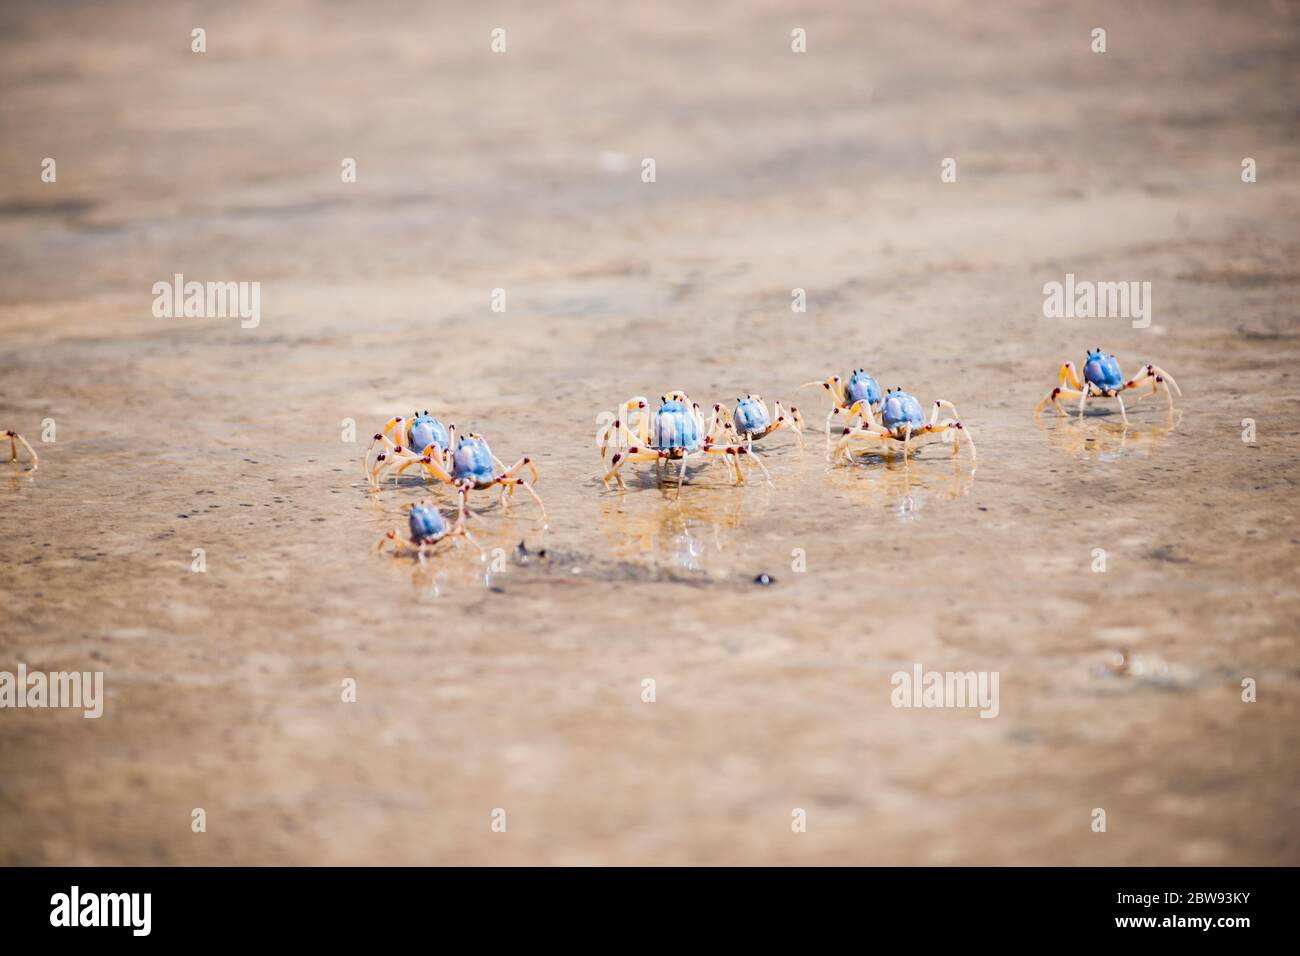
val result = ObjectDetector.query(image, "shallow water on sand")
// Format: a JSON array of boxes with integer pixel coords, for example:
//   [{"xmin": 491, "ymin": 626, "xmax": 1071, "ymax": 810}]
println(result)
[{"xmin": 1, "ymin": 0, "xmax": 1298, "ymax": 864}]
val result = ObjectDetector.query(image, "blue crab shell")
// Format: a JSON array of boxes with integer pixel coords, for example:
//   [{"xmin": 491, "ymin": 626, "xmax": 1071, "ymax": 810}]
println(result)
[
  {"xmin": 1083, "ymin": 350, "xmax": 1124, "ymax": 391},
  {"xmin": 652, "ymin": 399, "xmax": 701, "ymax": 452},
  {"xmin": 452, "ymin": 436, "xmax": 496, "ymax": 484},
  {"xmin": 732, "ymin": 397, "xmax": 770, "ymax": 437},
  {"xmin": 406, "ymin": 414, "xmax": 450, "ymax": 454},
  {"xmin": 845, "ymin": 370, "xmax": 882, "ymax": 409},
  {"xmin": 881, "ymin": 390, "xmax": 925, "ymax": 436},
  {"xmin": 408, "ymin": 502, "xmax": 447, "ymax": 542}
]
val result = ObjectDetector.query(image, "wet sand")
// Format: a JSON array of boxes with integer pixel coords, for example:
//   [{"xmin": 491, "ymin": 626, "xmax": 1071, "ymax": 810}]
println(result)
[{"xmin": 1, "ymin": 0, "xmax": 1299, "ymax": 864}]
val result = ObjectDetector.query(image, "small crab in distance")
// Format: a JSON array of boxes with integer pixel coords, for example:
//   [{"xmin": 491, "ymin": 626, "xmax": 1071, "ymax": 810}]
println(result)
[
  {"xmin": 365, "ymin": 411, "xmax": 452, "ymax": 490},
  {"xmin": 600, "ymin": 391, "xmax": 770, "ymax": 498},
  {"xmin": 396, "ymin": 430, "xmax": 547, "ymax": 522},
  {"xmin": 377, "ymin": 499, "xmax": 481, "ymax": 565},
  {"xmin": 4, "ymin": 430, "xmax": 38, "ymax": 472},
  {"xmin": 1035, "ymin": 348, "xmax": 1181, "ymax": 424},
  {"xmin": 799, "ymin": 368, "xmax": 884, "ymax": 444},
  {"xmin": 831, "ymin": 387, "xmax": 977, "ymax": 465},
  {"xmin": 710, "ymin": 395, "xmax": 805, "ymax": 450}
]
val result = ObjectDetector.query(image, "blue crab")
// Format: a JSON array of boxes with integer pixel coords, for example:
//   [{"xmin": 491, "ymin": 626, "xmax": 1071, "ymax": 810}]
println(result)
[
  {"xmin": 598, "ymin": 390, "xmax": 770, "ymax": 497},
  {"xmin": 799, "ymin": 369, "xmax": 885, "ymax": 444},
  {"xmin": 376, "ymin": 498, "xmax": 480, "ymax": 564},
  {"xmin": 710, "ymin": 395, "xmax": 804, "ymax": 450},
  {"xmin": 398, "ymin": 429, "xmax": 546, "ymax": 521},
  {"xmin": 1035, "ymin": 348, "xmax": 1181, "ymax": 424},
  {"xmin": 830, "ymin": 387, "xmax": 977, "ymax": 464},
  {"xmin": 365, "ymin": 411, "xmax": 452, "ymax": 490}
]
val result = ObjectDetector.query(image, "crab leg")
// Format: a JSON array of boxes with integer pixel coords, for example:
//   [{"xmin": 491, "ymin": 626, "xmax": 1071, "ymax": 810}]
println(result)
[
  {"xmin": 706, "ymin": 403, "xmax": 733, "ymax": 443},
  {"xmin": 1036, "ymin": 386, "xmax": 1086, "ymax": 417},
  {"xmin": 1123, "ymin": 364, "xmax": 1181, "ymax": 410},
  {"xmin": 498, "ymin": 455, "xmax": 539, "ymax": 485},
  {"xmin": 495, "ymin": 475, "xmax": 546, "ymax": 519},
  {"xmin": 603, "ymin": 445, "xmax": 663, "ymax": 489},
  {"xmin": 771, "ymin": 401, "xmax": 805, "ymax": 447},
  {"xmin": 1115, "ymin": 392, "xmax": 1130, "ymax": 425},
  {"xmin": 918, "ymin": 423, "xmax": 976, "ymax": 461},
  {"xmin": 405, "ymin": 453, "xmax": 457, "ymax": 488},
  {"xmin": 371, "ymin": 447, "xmax": 421, "ymax": 489},
  {"xmin": 5, "ymin": 430, "xmax": 38, "ymax": 466},
  {"xmin": 1058, "ymin": 362, "xmax": 1084, "ymax": 391},
  {"xmin": 827, "ymin": 397, "xmax": 881, "ymax": 445},
  {"xmin": 926, "ymin": 400, "xmax": 976, "ymax": 461},
  {"xmin": 832, "ymin": 426, "xmax": 889, "ymax": 463},
  {"xmin": 1077, "ymin": 383, "xmax": 1093, "ymax": 419},
  {"xmin": 599, "ymin": 397, "xmax": 650, "ymax": 462},
  {"xmin": 1151, "ymin": 365, "xmax": 1181, "ymax": 397},
  {"xmin": 735, "ymin": 446, "xmax": 772, "ymax": 483},
  {"xmin": 367, "ymin": 439, "xmax": 428, "ymax": 488}
]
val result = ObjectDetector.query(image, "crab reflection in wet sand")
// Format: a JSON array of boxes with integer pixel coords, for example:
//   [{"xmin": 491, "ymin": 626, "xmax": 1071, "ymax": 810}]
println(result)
[
  {"xmin": 1038, "ymin": 408, "xmax": 1180, "ymax": 460},
  {"xmin": 829, "ymin": 453, "xmax": 972, "ymax": 519},
  {"xmin": 599, "ymin": 485, "xmax": 748, "ymax": 571}
]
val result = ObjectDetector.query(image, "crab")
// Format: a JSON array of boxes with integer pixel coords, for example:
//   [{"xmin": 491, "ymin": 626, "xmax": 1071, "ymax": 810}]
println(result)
[
  {"xmin": 599, "ymin": 392, "xmax": 701, "ymax": 460},
  {"xmin": 799, "ymin": 368, "xmax": 884, "ymax": 443},
  {"xmin": 1034, "ymin": 348, "xmax": 1181, "ymax": 424},
  {"xmin": 4, "ymin": 430, "xmax": 38, "ymax": 471},
  {"xmin": 376, "ymin": 498, "xmax": 481, "ymax": 564},
  {"xmin": 830, "ymin": 387, "xmax": 977, "ymax": 464},
  {"xmin": 599, "ymin": 391, "xmax": 771, "ymax": 497},
  {"xmin": 365, "ymin": 411, "xmax": 452, "ymax": 490},
  {"xmin": 395, "ymin": 429, "xmax": 546, "ymax": 521},
  {"xmin": 709, "ymin": 395, "xmax": 805, "ymax": 450}
]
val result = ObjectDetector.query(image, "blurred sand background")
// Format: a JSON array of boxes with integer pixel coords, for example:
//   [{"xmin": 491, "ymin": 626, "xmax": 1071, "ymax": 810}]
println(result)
[{"xmin": 1, "ymin": 0, "xmax": 1298, "ymax": 864}]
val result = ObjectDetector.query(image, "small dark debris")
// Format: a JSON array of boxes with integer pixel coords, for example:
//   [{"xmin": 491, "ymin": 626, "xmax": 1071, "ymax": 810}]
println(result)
[
  {"xmin": 514, "ymin": 540, "xmax": 547, "ymax": 564},
  {"xmin": 753, "ymin": 573, "xmax": 775, "ymax": 586},
  {"xmin": 1146, "ymin": 545, "xmax": 1189, "ymax": 564}
]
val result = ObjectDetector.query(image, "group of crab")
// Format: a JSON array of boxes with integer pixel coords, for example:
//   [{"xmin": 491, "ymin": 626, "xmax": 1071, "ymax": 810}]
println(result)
[
  {"xmin": 363, "ymin": 411, "xmax": 545, "ymax": 562},
  {"xmin": 590, "ymin": 348, "xmax": 1182, "ymax": 496},
  {"xmin": 595, "ymin": 372, "xmax": 979, "ymax": 494},
  {"xmin": 3, "ymin": 349, "xmax": 1180, "ymax": 564},
  {"xmin": 800, "ymin": 369, "xmax": 978, "ymax": 464},
  {"xmin": 0, "ymin": 350, "xmax": 1179, "ymax": 573},
  {"xmin": 596, "ymin": 390, "xmax": 801, "ymax": 497}
]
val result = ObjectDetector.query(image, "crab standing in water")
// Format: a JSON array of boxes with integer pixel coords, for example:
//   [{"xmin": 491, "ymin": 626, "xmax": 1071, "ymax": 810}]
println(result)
[
  {"xmin": 399, "ymin": 430, "xmax": 546, "ymax": 522},
  {"xmin": 4, "ymin": 430, "xmax": 38, "ymax": 471},
  {"xmin": 799, "ymin": 369, "xmax": 884, "ymax": 445},
  {"xmin": 599, "ymin": 391, "xmax": 770, "ymax": 497},
  {"xmin": 376, "ymin": 499, "xmax": 481, "ymax": 565},
  {"xmin": 710, "ymin": 395, "xmax": 804, "ymax": 450},
  {"xmin": 1035, "ymin": 349, "xmax": 1180, "ymax": 423},
  {"xmin": 831, "ymin": 387, "xmax": 977, "ymax": 464},
  {"xmin": 365, "ymin": 411, "xmax": 452, "ymax": 490}
]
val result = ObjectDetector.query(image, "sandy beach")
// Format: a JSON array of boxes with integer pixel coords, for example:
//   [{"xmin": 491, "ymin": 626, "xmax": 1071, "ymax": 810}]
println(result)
[{"xmin": 1, "ymin": 0, "xmax": 1298, "ymax": 864}]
